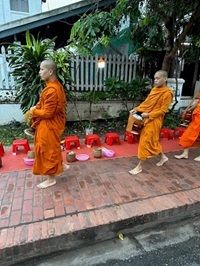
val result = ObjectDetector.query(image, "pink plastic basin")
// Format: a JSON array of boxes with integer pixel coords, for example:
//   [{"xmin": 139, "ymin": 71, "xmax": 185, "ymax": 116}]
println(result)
[
  {"xmin": 102, "ymin": 147, "xmax": 115, "ymax": 158},
  {"xmin": 76, "ymin": 154, "xmax": 89, "ymax": 161},
  {"xmin": 24, "ymin": 157, "xmax": 34, "ymax": 166}
]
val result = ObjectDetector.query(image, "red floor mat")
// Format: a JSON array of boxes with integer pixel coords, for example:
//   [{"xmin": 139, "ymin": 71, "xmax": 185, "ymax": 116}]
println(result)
[{"xmin": 0, "ymin": 139, "xmax": 182, "ymax": 173}]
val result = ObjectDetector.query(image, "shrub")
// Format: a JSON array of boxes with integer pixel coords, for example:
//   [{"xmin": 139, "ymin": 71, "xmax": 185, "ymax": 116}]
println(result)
[{"xmin": 8, "ymin": 32, "xmax": 71, "ymax": 113}]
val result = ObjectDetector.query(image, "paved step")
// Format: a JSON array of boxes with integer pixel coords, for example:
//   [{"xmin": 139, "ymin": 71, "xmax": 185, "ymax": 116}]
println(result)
[{"xmin": 1, "ymin": 149, "xmax": 200, "ymax": 265}]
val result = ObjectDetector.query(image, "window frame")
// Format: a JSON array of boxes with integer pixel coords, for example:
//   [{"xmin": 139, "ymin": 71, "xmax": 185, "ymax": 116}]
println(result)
[{"xmin": 10, "ymin": 0, "xmax": 29, "ymax": 13}]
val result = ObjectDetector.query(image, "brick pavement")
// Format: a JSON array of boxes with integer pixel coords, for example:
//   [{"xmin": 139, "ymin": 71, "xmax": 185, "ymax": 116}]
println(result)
[{"xmin": 1, "ymin": 148, "xmax": 200, "ymax": 265}]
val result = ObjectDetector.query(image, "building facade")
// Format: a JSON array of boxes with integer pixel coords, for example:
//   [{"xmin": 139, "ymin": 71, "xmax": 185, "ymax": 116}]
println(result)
[
  {"xmin": 0, "ymin": 0, "xmax": 42, "ymax": 25},
  {"xmin": 42, "ymin": 0, "xmax": 82, "ymax": 11}
]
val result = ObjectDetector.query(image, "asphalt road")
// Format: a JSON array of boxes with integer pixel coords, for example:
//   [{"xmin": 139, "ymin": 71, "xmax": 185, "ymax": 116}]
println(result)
[{"xmin": 14, "ymin": 216, "xmax": 200, "ymax": 266}]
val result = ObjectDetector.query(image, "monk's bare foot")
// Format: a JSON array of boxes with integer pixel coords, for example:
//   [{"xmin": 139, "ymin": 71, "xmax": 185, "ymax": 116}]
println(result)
[
  {"xmin": 37, "ymin": 179, "xmax": 56, "ymax": 189},
  {"xmin": 194, "ymin": 156, "xmax": 200, "ymax": 162},
  {"xmin": 174, "ymin": 153, "xmax": 188, "ymax": 159},
  {"xmin": 129, "ymin": 166, "xmax": 142, "ymax": 175},
  {"xmin": 156, "ymin": 156, "xmax": 168, "ymax": 166},
  {"xmin": 63, "ymin": 163, "xmax": 70, "ymax": 171},
  {"xmin": 56, "ymin": 164, "xmax": 70, "ymax": 177}
]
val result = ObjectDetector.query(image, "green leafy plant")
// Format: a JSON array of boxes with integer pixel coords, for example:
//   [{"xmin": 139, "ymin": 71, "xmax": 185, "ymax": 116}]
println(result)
[
  {"xmin": 163, "ymin": 111, "xmax": 180, "ymax": 129},
  {"xmin": 69, "ymin": 11, "xmax": 118, "ymax": 55},
  {"xmin": 104, "ymin": 77, "xmax": 150, "ymax": 110},
  {"xmin": 8, "ymin": 31, "xmax": 55, "ymax": 113},
  {"xmin": 51, "ymin": 47, "xmax": 72, "ymax": 90}
]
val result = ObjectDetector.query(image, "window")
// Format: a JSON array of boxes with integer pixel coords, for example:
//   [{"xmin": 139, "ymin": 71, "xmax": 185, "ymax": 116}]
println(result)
[{"xmin": 10, "ymin": 0, "xmax": 29, "ymax": 13}]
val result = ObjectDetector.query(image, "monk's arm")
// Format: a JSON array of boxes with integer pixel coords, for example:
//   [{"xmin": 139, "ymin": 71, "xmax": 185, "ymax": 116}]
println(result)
[
  {"xmin": 129, "ymin": 92, "xmax": 152, "ymax": 113},
  {"xmin": 32, "ymin": 88, "xmax": 58, "ymax": 119},
  {"xmin": 135, "ymin": 91, "xmax": 153, "ymax": 112},
  {"xmin": 148, "ymin": 92, "xmax": 173, "ymax": 119}
]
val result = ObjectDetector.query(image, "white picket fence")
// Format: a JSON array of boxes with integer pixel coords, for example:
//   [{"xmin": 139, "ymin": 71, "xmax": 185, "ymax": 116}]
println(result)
[
  {"xmin": 0, "ymin": 45, "xmax": 138, "ymax": 92},
  {"xmin": 68, "ymin": 54, "xmax": 138, "ymax": 91}
]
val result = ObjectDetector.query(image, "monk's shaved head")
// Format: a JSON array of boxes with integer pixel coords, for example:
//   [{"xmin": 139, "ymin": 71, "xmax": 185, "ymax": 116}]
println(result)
[
  {"xmin": 39, "ymin": 59, "xmax": 57, "ymax": 81},
  {"xmin": 154, "ymin": 70, "xmax": 168, "ymax": 87},
  {"xmin": 41, "ymin": 59, "xmax": 57, "ymax": 74},
  {"xmin": 156, "ymin": 70, "xmax": 168, "ymax": 79}
]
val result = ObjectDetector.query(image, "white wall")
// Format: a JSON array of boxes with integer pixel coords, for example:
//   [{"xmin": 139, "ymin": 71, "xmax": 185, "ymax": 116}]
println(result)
[
  {"xmin": 0, "ymin": 98, "xmax": 192, "ymax": 125},
  {"xmin": 0, "ymin": 104, "xmax": 23, "ymax": 124},
  {"xmin": 42, "ymin": 0, "xmax": 83, "ymax": 11},
  {"xmin": 0, "ymin": 101, "xmax": 133, "ymax": 125}
]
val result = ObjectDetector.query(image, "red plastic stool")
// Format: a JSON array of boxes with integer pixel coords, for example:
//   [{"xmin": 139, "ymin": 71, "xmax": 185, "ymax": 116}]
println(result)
[
  {"xmin": 85, "ymin": 134, "xmax": 101, "ymax": 147},
  {"xmin": 174, "ymin": 127, "xmax": 186, "ymax": 138},
  {"xmin": 167, "ymin": 129, "xmax": 175, "ymax": 140},
  {"xmin": 65, "ymin": 135, "xmax": 80, "ymax": 150},
  {"xmin": 0, "ymin": 143, "xmax": 4, "ymax": 156},
  {"xmin": 124, "ymin": 131, "xmax": 136, "ymax": 144},
  {"xmin": 160, "ymin": 128, "xmax": 170, "ymax": 139},
  {"xmin": 12, "ymin": 139, "xmax": 30, "ymax": 155},
  {"xmin": 105, "ymin": 132, "xmax": 120, "ymax": 145},
  {"xmin": 160, "ymin": 128, "xmax": 176, "ymax": 140}
]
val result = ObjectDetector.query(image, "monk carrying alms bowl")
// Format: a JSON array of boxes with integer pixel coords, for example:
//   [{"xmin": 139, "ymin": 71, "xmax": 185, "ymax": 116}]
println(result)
[
  {"xmin": 126, "ymin": 111, "xmax": 144, "ymax": 135},
  {"xmin": 132, "ymin": 112, "xmax": 144, "ymax": 126},
  {"xmin": 24, "ymin": 110, "xmax": 35, "ymax": 138}
]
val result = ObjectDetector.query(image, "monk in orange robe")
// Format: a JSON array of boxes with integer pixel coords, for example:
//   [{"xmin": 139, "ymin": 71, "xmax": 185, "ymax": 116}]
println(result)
[
  {"xmin": 29, "ymin": 59, "xmax": 67, "ymax": 188},
  {"xmin": 174, "ymin": 93, "xmax": 200, "ymax": 161},
  {"xmin": 128, "ymin": 70, "xmax": 173, "ymax": 175}
]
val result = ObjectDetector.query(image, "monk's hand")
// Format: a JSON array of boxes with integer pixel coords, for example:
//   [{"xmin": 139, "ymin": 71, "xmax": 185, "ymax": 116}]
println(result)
[
  {"xmin": 130, "ymin": 109, "xmax": 136, "ymax": 114},
  {"xmin": 141, "ymin": 112, "xmax": 149, "ymax": 118},
  {"xmin": 29, "ymin": 106, "xmax": 36, "ymax": 115}
]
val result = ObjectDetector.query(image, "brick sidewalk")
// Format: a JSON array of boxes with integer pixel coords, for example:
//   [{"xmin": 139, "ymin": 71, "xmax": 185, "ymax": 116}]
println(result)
[{"xmin": 1, "ymin": 149, "xmax": 200, "ymax": 265}]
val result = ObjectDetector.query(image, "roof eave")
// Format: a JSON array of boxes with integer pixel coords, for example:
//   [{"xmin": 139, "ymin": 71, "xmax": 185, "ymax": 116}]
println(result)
[{"xmin": 0, "ymin": 0, "xmax": 116, "ymax": 39}]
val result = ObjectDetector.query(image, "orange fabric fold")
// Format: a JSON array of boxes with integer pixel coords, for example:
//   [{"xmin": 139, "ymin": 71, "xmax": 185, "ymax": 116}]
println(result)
[
  {"xmin": 179, "ymin": 102, "xmax": 200, "ymax": 148},
  {"xmin": 32, "ymin": 80, "xmax": 66, "ymax": 176}
]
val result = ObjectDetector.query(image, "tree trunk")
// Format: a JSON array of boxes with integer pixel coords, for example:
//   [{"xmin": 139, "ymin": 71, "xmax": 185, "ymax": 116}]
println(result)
[
  {"xmin": 162, "ymin": 4, "xmax": 200, "ymax": 75},
  {"xmin": 162, "ymin": 52, "xmax": 174, "ymax": 73},
  {"xmin": 192, "ymin": 52, "xmax": 199, "ymax": 89}
]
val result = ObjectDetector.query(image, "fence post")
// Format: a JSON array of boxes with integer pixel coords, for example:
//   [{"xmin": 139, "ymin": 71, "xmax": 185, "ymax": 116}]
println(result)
[{"xmin": 1, "ymin": 46, "xmax": 10, "ymax": 89}]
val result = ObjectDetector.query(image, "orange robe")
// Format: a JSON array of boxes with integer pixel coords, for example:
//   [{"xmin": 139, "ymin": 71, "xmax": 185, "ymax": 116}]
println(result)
[
  {"xmin": 32, "ymin": 80, "xmax": 66, "ymax": 176},
  {"xmin": 132, "ymin": 86, "xmax": 173, "ymax": 160},
  {"xmin": 179, "ymin": 101, "xmax": 200, "ymax": 148}
]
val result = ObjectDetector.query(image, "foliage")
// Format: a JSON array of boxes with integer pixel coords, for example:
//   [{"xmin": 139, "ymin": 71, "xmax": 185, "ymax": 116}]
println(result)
[
  {"xmin": 0, "ymin": 121, "xmax": 28, "ymax": 146},
  {"xmin": 104, "ymin": 77, "xmax": 150, "ymax": 109},
  {"xmin": 69, "ymin": 0, "xmax": 200, "ymax": 73},
  {"xmin": 69, "ymin": 11, "xmax": 119, "ymax": 55},
  {"xmin": 8, "ymin": 31, "xmax": 55, "ymax": 113},
  {"xmin": 51, "ymin": 47, "xmax": 72, "ymax": 89},
  {"xmin": 163, "ymin": 111, "xmax": 180, "ymax": 129},
  {"xmin": 0, "ymin": 90, "xmax": 17, "ymax": 103},
  {"xmin": 130, "ymin": 0, "xmax": 200, "ymax": 72},
  {"xmin": 0, "ymin": 118, "xmax": 127, "ymax": 145},
  {"xmin": 66, "ymin": 77, "xmax": 149, "ymax": 127},
  {"xmin": 8, "ymin": 32, "xmax": 72, "ymax": 114},
  {"xmin": 78, "ymin": 91, "xmax": 107, "ymax": 102}
]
